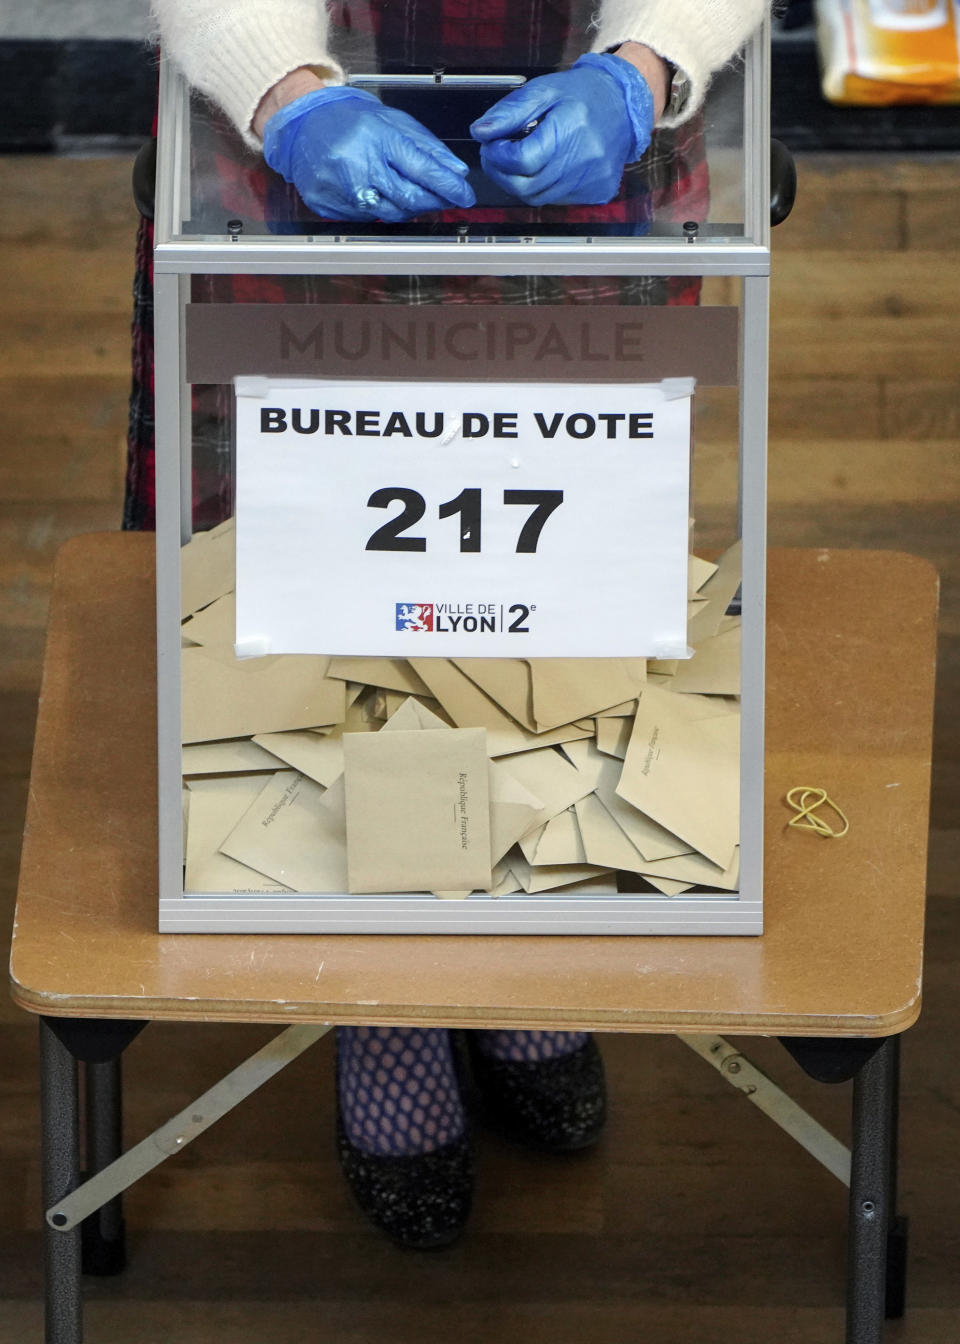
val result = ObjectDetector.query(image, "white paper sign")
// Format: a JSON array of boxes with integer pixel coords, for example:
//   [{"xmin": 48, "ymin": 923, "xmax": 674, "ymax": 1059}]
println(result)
[{"xmin": 235, "ymin": 378, "xmax": 691, "ymax": 658}]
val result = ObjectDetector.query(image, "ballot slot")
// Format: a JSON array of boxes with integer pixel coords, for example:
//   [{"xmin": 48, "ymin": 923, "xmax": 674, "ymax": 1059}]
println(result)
[{"xmin": 350, "ymin": 74, "xmax": 530, "ymax": 209}]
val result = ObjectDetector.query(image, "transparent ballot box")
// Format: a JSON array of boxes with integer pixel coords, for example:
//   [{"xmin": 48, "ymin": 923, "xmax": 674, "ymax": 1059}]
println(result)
[{"xmin": 153, "ymin": 13, "xmax": 771, "ymax": 933}]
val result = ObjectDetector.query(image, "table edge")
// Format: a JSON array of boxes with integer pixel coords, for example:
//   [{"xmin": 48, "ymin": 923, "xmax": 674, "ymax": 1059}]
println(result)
[{"xmin": 8, "ymin": 975, "xmax": 921, "ymax": 1038}]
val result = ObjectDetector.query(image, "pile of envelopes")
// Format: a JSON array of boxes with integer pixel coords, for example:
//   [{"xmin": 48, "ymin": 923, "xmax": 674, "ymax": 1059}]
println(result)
[{"xmin": 181, "ymin": 519, "xmax": 742, "ymax": 900}]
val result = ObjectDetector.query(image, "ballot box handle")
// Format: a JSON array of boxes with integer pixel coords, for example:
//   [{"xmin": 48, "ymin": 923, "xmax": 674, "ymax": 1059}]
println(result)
[
  {"xmin": 770, "ymin": 137, "xmax": 797, "ymax": 227},
  {"xmin": 132, "ymin": 137, "xmax": 157, "ymax": 221}
]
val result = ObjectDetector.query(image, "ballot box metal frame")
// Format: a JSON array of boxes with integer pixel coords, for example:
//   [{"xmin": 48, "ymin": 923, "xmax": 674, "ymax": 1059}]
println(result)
[{"xmin": 152, "ymin": 20, "xmax": 770, "ymax": 934}]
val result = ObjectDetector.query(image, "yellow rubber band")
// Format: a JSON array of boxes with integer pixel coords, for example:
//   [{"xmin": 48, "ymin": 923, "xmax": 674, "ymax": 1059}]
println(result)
[{"xmin": 785, "ymin": 786, "xmax": 850, "ymax": 839}]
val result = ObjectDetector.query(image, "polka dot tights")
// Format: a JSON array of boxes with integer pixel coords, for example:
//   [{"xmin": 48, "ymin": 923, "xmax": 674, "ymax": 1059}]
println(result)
[{"xmin": 337, "ymin": 1026, "xmax": 588, "ymax": 1155}]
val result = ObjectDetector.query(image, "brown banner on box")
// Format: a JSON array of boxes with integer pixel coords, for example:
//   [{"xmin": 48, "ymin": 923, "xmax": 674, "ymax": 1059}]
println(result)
[{"xmin": 185, "ymin": 303, "xmax": 739, "ymax": 386}]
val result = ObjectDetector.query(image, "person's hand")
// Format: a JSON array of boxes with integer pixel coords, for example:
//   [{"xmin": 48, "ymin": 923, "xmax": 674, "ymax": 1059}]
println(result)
[
  {"xmin": 469, "ymin": 54, "xmax": 655, "ymax": 207},
  {"xmin": 263, "ymin": 86, "xmax": 476, "ymax": 222}
]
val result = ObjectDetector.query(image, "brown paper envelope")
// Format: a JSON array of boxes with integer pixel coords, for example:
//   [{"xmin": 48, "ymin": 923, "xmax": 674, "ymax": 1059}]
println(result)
[
  {"xmin": 517, "ymin": 821, "xmax": 547, "ymax": 864},
  {"xmin": 343, "ymin": 729, "xmax": 492, "ymax": 893},
  {"xmin": 612, "ymin": 857, "xmax": 693, "ymax": 895},
  {"xmin": 594, "ymin": 717, "xmax": 632, "ymax": 760},
  {"xmin": 714, "ymin": 696, "xmax": 741, "ymax": 714},
  {"xmin": 527, "ymin": 807, "xmax": 586, "ymax": 867},
  {"xmin": 575, "ymin": 795, "xmax": 703, "ymax": 885},
  {"xmin": 409, "ymin": 658, "xmax": 590, "ymax": 756},
  {"xmin": 184, "ymin": 775, "xmax": 292, "ymax": 894},
  {"xmin": 594, "ymin": 700, "xmax": 639, "ymax": 718},
  {"xmin": 489, "ymin": 861, "xmax": 523, "ymax": 897},
  {"xmin": 368, "ymin": 690, "xmax": 390, "ymax": 721},
  {"xmin": 452, "ymin": 659, "xmax": 536, "ymax": 731},
  {"xmin": 497, "ymin": 863, "xmax": 619, "ymax": 896},
  {"xmin": 347, "ymin": 686, "xmax": 382, "ymax": 724},
  {"xmin": 557, "ymin": 736, "xmax": 613, "ymax": 794},
  {"xmin": 442, "ymin": 763, "xmax": 543, "ymax": 865},
  {"xmin": 574, "ymin": 794, "xmax": 648, "ymax": 873},
  {"xmin": 381, "ymin": 696, "xmax": 452, "ymax": 732},
  {"xmin": 616, "ymin": 684, "xmax": 739, "ymax": 868},
  {"xmin": 556, "ymin": 873, "xmax": 620, "ymax": 894},
  {"xmin": 499, "ymin": 745, "xmax": 595, "ymax": 834},
  {"xmin": 686, "ymin": 540, "xmax": 742, "ymax": 644},
  {"xmin": 433, "ymin": 857, "xmax": 523, "ymax": 900},
  {"xmin": 382, "ymin": 690, "xmax": 413, "ymax": 719},
  {"xmin": 527, "ymin": 659, "xmax": 647, "ymax": 732},
  {"xmin": 180, "ymin": 518, "xmax": 235, "ymax": 620},
  {"xmin": 689, "ymin": 554, "xmax": 718, "ymax": 595},
  {"xmin": 644, "ymin": 876, "xmax": 694, "ymax": 896},
  {"xmin": 252, "ymin": 729, "xmax": 346, "ymax": 788},
  {"xmin": 670, "ymin": 690, "xmax": 741, "ymax": 722},
  {"xmin": 221, "ymin": 770, "xmax": 348, "ymax": 893},
  {"xmin": 670, "ymin": 622, "xmax": 741, "ymax": 696},
  {"xmin": 572, "ymin": 703, "xmax": 637, "ymax": 727},
  {"xmin": 380, "ymin": 697, "xmax": 543, "ymax": 862},
  {"xmin": 510, "ymin": 853, "xmax": 614, "ymax": 893},
  {"xmin": 341, "ymin": 689, "xmax": 385, "ymax": 732},
  {"xmin": 634, "ymin": 845, "xmax": 740, "ymax": 892},
  {"xmin": 593, "ymin": 784, "xmax": 693, "ymax": 863},
  {"xmin": 564, "ymin": 737, "xmax": 693, "ymax": 861},
  {"xmin": 326, "ymin": 657, "xmax": 431, "ymax": 697},
  {"xmin": 316, "ymin": 774, "xmax": 347, "ymax": 823},
  {"xmin": 182, "ymin": 738, "xmax": 285, "ymax": 775},
  {"xmin": 181, "ymin": 592, "xmax": 235, "ymax": 648},
  {"xmin": 489, "ymin": 762, "xmax": 544, "ymax": 863},
  {"xmin": 497, "ymin": 723, "xmax": 595, "ymax": 757},
  {"xmin": 181, "ymin": 646, "xmax": 347, "ymax": 744}
]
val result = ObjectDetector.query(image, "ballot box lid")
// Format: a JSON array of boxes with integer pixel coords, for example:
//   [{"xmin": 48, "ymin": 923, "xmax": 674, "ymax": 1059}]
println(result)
[{"xmin": 154, "ymin": 22, "xmax": 771, "ymax": 277}]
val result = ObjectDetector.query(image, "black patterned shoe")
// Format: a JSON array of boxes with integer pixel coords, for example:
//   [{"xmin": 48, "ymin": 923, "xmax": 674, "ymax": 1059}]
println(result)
[
  {"xmin": 336, "ymin": 1114, "xmax": 474, "ymax": 1249},
  {"xmin": 466, "ymin": 1034, "xmax": 607, "ymax": 1152}
]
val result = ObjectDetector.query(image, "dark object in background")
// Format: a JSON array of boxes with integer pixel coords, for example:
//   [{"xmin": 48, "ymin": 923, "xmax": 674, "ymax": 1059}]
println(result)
[
  {"xmin": 781, "ymin": 0, "xmax": 815, "ymax": 30},
  {"xmin": 0, "ymin": 39, "xmax": 154, "ymax": 152}
]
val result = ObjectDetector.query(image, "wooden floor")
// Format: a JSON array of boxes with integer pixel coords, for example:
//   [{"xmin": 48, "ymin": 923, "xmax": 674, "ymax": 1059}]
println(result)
[{"xmin": 1, "ymin": 151, "xmax": 959, "ymax": 1341}]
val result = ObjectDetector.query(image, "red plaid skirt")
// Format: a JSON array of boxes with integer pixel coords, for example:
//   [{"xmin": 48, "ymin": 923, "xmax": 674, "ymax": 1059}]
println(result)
[{"xmin": 124, "ymin": 1, "xmax": 708, "ymax": 531}]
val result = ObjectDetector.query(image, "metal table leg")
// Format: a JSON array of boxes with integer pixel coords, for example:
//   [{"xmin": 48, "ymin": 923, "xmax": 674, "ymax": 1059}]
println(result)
[
  {"xmin": 882, "ymin": 1036, "xmax": 908, "ymax": 1320},
  {"xmin": 83, "ymin": 1058, "xmax": 126, "ymax": 1275},
  {"xmin": 846, "ymin": 1036, "xmax": 897, "ymax": 1344},
  {"xmin": 40, "ymin": 1019, "xmax": 83, "ymax": 1344}
]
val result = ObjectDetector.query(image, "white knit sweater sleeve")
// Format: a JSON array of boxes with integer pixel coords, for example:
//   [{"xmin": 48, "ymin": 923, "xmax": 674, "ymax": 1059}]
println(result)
[
  {"xmin": 152, "ymin": 1, "xmax": 345, "ymax": 147},
  {"xmin": 153, "ymin": 1, "xmax": 768, "ymax": 144},
  {"xmin": 592, "ymin": 0, "xmax": 769, "ymax": 124}
]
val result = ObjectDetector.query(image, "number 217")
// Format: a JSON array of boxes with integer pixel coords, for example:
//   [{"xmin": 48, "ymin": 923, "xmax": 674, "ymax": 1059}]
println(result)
[{"xmin": 365, "ymin": 488, "xmax": 564, "ymax": 554}]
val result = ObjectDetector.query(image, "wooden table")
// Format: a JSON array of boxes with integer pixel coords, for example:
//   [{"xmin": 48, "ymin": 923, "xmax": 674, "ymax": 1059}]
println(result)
[{"xmin": 11, "ymin": 536, "xmax": 938, "ymax": 1344}]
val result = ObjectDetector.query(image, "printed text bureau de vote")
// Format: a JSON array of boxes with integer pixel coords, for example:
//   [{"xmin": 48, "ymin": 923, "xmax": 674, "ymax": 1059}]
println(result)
[{"xmin": 260, "ymin": 408, "xmax": 656, "ymax": 440}]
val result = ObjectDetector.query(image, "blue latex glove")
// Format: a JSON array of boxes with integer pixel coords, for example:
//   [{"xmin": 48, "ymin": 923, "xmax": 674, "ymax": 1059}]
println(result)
[
  {"xmin": 263, "ymin": 86, "xmax": 476, "ymax": 222},
  {"xmin": 470, "ymin": 54, "xmax": 654, "ymax": 207}
]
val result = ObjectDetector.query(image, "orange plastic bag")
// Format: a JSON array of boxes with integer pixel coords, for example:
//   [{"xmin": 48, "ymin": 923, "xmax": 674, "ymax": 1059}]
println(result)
[{"xmin": 816, "ymin": 0, "xmax": 960, "ymax": 104}]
